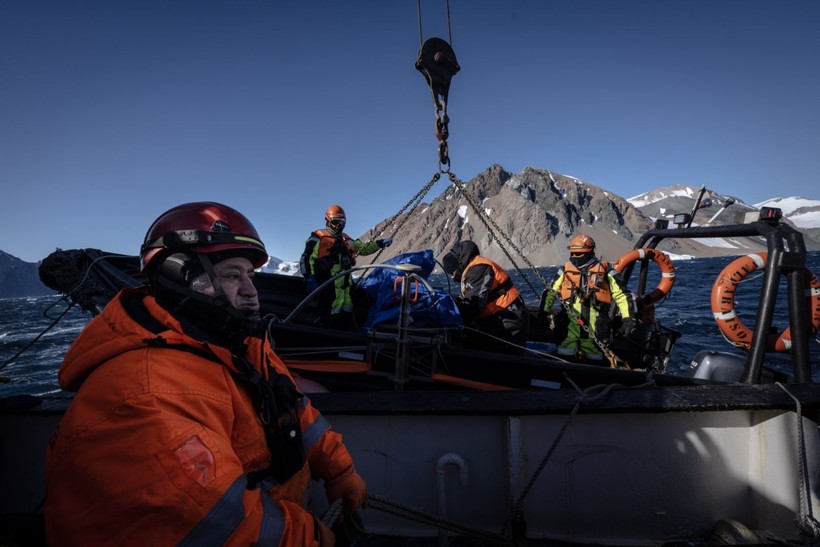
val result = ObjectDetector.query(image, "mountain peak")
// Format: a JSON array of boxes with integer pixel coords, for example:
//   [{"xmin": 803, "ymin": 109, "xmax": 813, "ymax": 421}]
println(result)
[
  {"xmin": 0, "ymin": 251, "xmax": 54, "ymax": 298},
  {"xmin": 363, "ymin": 166, "xmax": 820, "ymax": 271}
]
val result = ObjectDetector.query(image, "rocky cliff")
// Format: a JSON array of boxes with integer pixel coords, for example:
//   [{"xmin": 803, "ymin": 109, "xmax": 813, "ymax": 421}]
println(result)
[{"xmin": 361, "ymin": 164, "xmax": 811, "ymax": 270}]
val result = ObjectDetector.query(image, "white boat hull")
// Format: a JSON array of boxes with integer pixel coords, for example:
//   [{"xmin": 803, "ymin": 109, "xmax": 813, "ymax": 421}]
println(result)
[
  {"xmin": 3, "ymin": 386, "xmax": 820, "ymax": 545},
  {"xmin": 300, "ymin": 388, "xmax": 820, "ymax": 544}
]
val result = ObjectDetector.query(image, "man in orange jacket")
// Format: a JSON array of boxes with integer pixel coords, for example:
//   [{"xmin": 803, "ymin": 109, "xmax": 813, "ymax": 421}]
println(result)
[
  {"xmin": 45, "ymin": 202, "xmax": 366, "ymax": 546},
  {"xmin": 441, "ymin": 240, "xmax": 529, "ymax": 352}
]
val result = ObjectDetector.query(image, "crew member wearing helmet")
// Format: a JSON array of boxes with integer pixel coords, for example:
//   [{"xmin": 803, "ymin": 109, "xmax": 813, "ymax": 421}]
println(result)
[
  {"xmin": 541, "ymin": 234, "xmax": 636, "ymax": 362},
  {"xmin": 300, "ymin": 204, "xmax": 392, "ymax": 330},
  {"xmin": 45, "ymin": 202, "xmax": 366, "ymax": 546},
  {"xmin": 441, "ymin": 240, "xmax": 529, "ymax": 352}
]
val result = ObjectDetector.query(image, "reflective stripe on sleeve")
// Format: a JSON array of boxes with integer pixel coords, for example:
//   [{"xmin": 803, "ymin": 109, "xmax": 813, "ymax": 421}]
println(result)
[
  {"xmin": 178, "ymin": 474, "xmax": 287, "ymax": 547},
  {"xmin": 302, "ymin": 413, "xmax": 330, "ymax": 452},
  {"xmin": 258, "ymin": 488, "xmax": 286, "ymax": 544},
  {"xmin": 178, "ymin": 475, "xmax": 247, "ymax": 547}
]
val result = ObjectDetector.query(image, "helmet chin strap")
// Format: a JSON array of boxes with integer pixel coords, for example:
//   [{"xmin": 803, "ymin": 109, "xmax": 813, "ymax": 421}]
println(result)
[
  {"xmin": 196, "ymin": 254, "xmax": 223, "ymax": 297},
  {"xmin": 153, "ymin": 255, "xmax": 259, "ymax": 344}
]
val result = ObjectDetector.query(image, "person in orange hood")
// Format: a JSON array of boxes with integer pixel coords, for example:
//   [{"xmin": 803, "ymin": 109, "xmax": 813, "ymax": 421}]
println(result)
[{"xmin": 45, "ymin": 202, "xmax": 366, "ymax": 546}]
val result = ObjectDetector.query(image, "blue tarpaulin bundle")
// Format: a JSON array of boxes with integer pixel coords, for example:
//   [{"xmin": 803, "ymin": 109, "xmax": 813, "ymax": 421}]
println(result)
[{"xmin": 357, "ymin": 250, "xmax": 463, "ymax": 332}]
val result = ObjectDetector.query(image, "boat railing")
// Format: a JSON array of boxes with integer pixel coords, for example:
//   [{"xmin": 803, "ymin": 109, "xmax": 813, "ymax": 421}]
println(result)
[{"xmin": 623, "ymin": 208, "xmax": 813, "ymax": 384}]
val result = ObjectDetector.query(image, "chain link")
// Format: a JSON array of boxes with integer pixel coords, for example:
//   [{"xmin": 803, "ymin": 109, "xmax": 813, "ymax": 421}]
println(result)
[
  {"xmin": 445, "ymin": 171, "xmax": 548, "ymax": 300},
  {"xmin": 365, "ymin": 167, "xmax": 628, "ymax": 369},
  {"xmin": 436, "ymin": 105, "xmax": 451, "ymax": 170},
  {"xmin": 365, "ymin": 172, "xmax": 441, "ymax": 264}
]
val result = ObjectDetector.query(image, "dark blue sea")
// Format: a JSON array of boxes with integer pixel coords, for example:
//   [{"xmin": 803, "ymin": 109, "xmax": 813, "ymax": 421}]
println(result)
[{"xmin": 2, "ymin": 252, "xmax": 819, "ymax": 398}]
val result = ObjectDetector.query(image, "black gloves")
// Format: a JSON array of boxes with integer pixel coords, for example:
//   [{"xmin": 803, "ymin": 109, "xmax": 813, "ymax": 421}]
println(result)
[
  {"xmin": 619, "ymin": 317, "xmax": 637, "ymax": 337},
  {"xmin": 376, "ymin": 238, "xmax": 393, "ymax": 249}
]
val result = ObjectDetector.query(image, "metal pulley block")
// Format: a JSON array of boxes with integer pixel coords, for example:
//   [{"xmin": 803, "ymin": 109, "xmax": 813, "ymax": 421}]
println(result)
[{"xmin": 415, "ymin": 37, "xmax": 460, "ymax": 111}]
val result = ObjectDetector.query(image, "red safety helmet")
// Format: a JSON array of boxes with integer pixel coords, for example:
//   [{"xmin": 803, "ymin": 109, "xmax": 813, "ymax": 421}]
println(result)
[
  {"xmin": 140, "ymin": 202, "xmax": 268, "ymax": 273},
  {"xmin": 568, "ymin": 234, "xmax": 596, "ymax": 254},
  {"xmin": 325, "ymin": 204, "xmax": 346, "ymax": 225}
]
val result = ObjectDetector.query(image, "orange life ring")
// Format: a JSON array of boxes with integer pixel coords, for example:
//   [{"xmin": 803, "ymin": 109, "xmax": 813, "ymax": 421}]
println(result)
[
  {"xmin": 613, "ymin": 248, "xmax": 676, "ymax": 304},
  {"xmin": 710, "ymin": 252, "xmax": 820, "ymax": 352}
]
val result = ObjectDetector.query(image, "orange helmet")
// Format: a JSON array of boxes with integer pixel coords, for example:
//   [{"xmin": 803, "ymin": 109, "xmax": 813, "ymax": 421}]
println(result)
[
  {"xmin": 568, "ymin": 234, "xmax": 595, "ymax": 253},
  {"xmin": 325, "ymin": 204, "xmax": 347, "ymax": 233},
  {"xmin": 139, "ymin": 202, "xmax": 267, "ymax": 273},
  {"xmin": 325, "ymin": 204, "xmax": 346, "ymax": 224}
]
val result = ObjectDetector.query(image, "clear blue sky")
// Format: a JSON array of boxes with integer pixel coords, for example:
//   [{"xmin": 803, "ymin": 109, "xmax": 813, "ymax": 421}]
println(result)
[{"xmin": 2, "ymin": 1, "xmax": 818, "ymax": 264}]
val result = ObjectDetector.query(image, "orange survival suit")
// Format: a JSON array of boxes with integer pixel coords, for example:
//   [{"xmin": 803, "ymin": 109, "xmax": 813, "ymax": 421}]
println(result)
[{"xmin": 45, "ymin": 287, "xmax": 355, "ymax": 546}]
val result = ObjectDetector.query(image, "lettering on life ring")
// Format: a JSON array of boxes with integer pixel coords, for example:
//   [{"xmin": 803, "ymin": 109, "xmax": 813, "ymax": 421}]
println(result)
[
  {"xmin": 710, "ymin": 252, "xmax": 820, "ymax": 352},
  {"xmin": 613, "ymin": 248, "xmax": 676, "ymax": 304}
]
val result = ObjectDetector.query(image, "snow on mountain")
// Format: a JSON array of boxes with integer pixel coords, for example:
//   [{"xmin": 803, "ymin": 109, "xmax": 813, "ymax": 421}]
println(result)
[
  {"xmin": 755, "ymin": 196, "xmax": 820, "ymax": 229},
  {"xmin": 627, "ymin": 187, "xmax": 820, "ymax": 253},
  {"xmin": 629, "ymin": 188, "xmax": 820, "ymax": 230},
  {"xmin": 627, "ymin": 186, "xmax": 705, "ymax": 208},
  {"xmin": 260, "ymin": 256, "xmax": 300, "ymax": 276}
]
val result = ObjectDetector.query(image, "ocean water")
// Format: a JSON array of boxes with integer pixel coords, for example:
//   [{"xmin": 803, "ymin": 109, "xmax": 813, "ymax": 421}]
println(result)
[{"xmin": 2, "ymin": 252, "xmax": 819, "ymax": 398}]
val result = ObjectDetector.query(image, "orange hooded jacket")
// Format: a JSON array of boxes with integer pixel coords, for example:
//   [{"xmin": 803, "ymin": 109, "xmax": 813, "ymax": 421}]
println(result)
[
  {"xmin": 45, "ymin": 286, "xmax": 353, "ymax": 546},
  {"xmin": 462, "ymin": 255, "xmax": 522, "ymax": 319}
]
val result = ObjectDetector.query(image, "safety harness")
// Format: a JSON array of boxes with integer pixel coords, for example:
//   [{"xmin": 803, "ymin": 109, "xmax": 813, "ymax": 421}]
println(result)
[{"xmin": 487, "ymin": 277, "xmax": 514, "ymax": 302}]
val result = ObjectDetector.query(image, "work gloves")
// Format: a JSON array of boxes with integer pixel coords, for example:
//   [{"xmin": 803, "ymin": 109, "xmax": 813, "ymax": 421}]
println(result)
[
  {"xmin": 325, "ymin": 464, "xmax": 368, "ymax": 515},
  {"xmin": 619, "ymin": 317, "xmax": 637, "ymax": 337},
  {"xmin": 306, "ymin": 275, "xmax": 319, "ymax": 293},
  {"xmin": 376, "ymin": 238, "xmax": 393, "ymax": 249}
]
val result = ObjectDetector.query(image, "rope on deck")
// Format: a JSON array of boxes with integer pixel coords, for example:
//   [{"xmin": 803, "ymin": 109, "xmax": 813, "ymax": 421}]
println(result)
[
  {"xmin": 367, "ymin": 493, "xmax": 514, "ymax": 546},
  {"xmin": 321, "ymin": 494, "xmax": 513, "ymax": 545}
]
